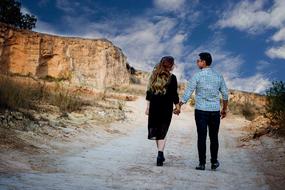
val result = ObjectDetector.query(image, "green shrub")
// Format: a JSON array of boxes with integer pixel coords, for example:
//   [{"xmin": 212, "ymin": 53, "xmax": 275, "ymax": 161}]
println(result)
[
  {"xmin": 228, "ymin": 100, "xmax": 257, "ymax": 121},
  {"xmin": 265, "ymin": 81, "xmax": 285, "ymax": 131},
  {"xmin": 241, "ymin": 101, "xmax": 256, "ymax": 121}
]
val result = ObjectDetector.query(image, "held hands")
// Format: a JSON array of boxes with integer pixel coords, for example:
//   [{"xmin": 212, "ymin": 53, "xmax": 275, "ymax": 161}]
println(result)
[
  {"xmin": 173, "ymin": 107, "xmax": 180, "ymax": 115},
  {"xmin": 173, "ymin": 102, "xmax": 182, "ymax": 115}
]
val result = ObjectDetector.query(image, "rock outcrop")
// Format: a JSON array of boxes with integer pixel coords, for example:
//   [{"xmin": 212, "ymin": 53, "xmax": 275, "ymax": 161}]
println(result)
[
  {"xmin": 0, "ymin": 23, "xmax": 130, "ymax": 89},
  {"xmin": 229, "ymin": 90, "xmax": 266, "ymax": 106}
]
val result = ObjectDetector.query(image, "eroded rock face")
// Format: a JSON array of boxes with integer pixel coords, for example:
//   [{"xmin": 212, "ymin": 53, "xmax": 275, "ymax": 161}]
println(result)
[
  {"xmin": 229, "ymin": 90, "xmax": 267, "ymax": 106},
  {"xmin": 0, "ymin": 23, "xmax": 130, "ymax": 89}
]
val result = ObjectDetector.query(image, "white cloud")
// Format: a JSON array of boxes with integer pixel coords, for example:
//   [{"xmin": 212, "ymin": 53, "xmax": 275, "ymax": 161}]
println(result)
[
  {"xmin": 216, "ymin": 0, "xmax": 285, "ymax": 60},
  {"xmin": 111, "ymin": 17, "xmax": 186, "ymax": 71},
  {"xmin": 216, "ymin": 0, "xmax": 285, "ymax": 33},
  {"xmin": 225, "ymin": 74, "xmax": 271, "ymax": 93},
  {"xmin": 269, "ymin": 0, "xmax": 285, "ymax": 27},
  {"xmin": 266, "ymin": 45, "xmax": 285, "ymax": 59},
  {"xmin": 272, "ymin": 27, "xmax": 285, "ymax": 42},
  {"xmin": 215, "ymin": 55, "xmax": 271, "ymax": 93},
  {"xmin": 154, "ymin": 0, "xmax": 186, "ymax": 11},
  {"xmin": 213, "ymin": 50, "xmax": 270, "ymax": 93}
]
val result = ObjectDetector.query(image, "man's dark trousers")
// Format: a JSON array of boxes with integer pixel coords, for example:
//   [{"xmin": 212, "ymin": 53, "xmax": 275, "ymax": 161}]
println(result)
[{"xmin": 195, "ymin": 109, "xmax": 220, "ymax": 165}]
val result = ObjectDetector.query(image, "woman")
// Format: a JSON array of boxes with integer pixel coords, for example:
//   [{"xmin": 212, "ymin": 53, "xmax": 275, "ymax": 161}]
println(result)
[{"xmin": 145, "ymin": 56, "xmax": 180, "ymax": 166}]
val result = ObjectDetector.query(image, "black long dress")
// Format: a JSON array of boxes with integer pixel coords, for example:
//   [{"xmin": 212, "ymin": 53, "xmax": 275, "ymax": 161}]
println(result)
[{"xmin": 146, "ymin": 74, "xmax": 179, "ymax": 140}]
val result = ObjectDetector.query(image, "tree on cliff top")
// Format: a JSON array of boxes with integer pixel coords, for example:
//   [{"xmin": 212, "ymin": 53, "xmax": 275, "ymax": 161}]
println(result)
[{"xmin": 0, "ymin": 0, "xmax": 37, "ymax": 30}]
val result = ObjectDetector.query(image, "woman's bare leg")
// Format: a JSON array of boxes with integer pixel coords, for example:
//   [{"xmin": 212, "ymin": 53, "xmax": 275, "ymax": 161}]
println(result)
[{"xmin": 156, "ymin": 139, "xmax": 166, "ymax": 151}]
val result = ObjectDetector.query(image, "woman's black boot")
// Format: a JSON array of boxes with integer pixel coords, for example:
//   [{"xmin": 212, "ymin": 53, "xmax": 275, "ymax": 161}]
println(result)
[{"xmin": 157, "ymin": 151, "xmax": 165, "ymax": 166}]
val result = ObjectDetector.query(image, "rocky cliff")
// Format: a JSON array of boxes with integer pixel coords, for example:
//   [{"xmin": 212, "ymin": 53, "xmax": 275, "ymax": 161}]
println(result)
[
  {"xmin": 0, "ymin": 23, "xmax": 130, "ymax": 89},
  {"xmin": 229, "ymin": 89, "xmax": 266, "ymax": 106}
]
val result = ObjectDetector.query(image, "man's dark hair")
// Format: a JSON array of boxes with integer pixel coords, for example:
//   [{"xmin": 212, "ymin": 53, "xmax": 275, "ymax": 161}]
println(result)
[{"xmin": 199, "ymin": 52, "xmax": 212, "ymax": 66}]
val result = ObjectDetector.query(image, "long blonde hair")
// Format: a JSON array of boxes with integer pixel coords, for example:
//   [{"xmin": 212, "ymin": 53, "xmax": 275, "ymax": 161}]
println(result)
[{"xmin": 148, "ymin": 56, "xmax": 174, "ymax": 95}]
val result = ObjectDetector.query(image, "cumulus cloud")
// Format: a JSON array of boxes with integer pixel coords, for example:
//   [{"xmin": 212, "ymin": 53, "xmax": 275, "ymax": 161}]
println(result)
[
  {"xmin": 225, "ymin": 74, "xmax": 271, "ymax": 93},
  {"xmin": 216, "ymin": 0, "xmax": 285, "ymax": 33},
  {"xmin": 272, "ymin": 27, "xmax": 285, "ymax": 42},
  {"xmin": 266, "ymin": 45, "xmax": 285, "ymax": 59},
  {"xmin": 111, "ymin": 17, "xmax": 187, "ymax": 72},
  {"xmin": 216, "ymin": 0, "xmax": 285, "ymax": 60}
]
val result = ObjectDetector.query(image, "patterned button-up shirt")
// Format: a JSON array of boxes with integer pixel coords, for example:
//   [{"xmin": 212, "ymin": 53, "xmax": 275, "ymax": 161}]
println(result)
[{"xmin": 182, "ymin": 67, "xmax": 228, "ymax": 111}]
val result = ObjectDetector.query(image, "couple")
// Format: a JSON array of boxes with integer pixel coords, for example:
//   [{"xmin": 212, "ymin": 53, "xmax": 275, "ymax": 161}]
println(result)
[{"xmin": 145, "ymin": 52, "xmax": 228, "ymax": 170}]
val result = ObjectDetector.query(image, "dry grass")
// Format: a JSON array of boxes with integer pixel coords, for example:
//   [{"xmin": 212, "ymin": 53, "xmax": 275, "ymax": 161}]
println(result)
[
  {"xmin": 106, "ymin": 84, "xmax": 146, "ymax": 96},
  {"xmin": 0, "ymin": 75, "xmax": 87, "ymax": 113}
]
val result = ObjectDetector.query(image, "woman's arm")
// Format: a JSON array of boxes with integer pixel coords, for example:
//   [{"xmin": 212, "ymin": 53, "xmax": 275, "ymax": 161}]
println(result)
[{"xmin": 145, "ymin": 101, "xmax": 150, "ymax": 115}]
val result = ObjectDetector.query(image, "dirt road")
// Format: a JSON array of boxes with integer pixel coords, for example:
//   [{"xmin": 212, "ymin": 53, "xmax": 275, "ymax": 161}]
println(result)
[{"xmin": 0, "ymin": 97, "xmax": 271, "ymax": 189}]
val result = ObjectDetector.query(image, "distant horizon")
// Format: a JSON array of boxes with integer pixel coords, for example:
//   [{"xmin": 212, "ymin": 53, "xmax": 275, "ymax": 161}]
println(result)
[{"xmin": 20, "ymin": 0, "xmax": 285, "ymax": 93}]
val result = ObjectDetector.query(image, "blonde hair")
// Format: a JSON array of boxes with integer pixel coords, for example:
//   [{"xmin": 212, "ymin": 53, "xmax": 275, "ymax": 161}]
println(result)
[{"xmin": 148, "ymin": 56, "xmax": 174, "ymax": 95}]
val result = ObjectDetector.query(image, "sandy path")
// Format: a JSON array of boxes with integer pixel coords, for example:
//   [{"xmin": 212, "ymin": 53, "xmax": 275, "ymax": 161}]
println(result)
[{"xmin": 0, "ymin": 97, "xmax": 270, "ymax": 189}]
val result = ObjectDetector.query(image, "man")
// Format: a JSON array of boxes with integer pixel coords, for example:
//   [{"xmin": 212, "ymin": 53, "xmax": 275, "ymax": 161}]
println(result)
[{"xmin": 178, "ymin": 52, "xmax": 228, "ymax": 170}]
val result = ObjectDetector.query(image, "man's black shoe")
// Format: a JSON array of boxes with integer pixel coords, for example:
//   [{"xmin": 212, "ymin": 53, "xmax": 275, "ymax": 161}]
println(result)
[
  {"xmin": 211, "ymin": 161, "xmax": 220, "ymax": 170},
  {"xmin": 195, "ymin": 164, "xmax": 205, "ymax": 170}
]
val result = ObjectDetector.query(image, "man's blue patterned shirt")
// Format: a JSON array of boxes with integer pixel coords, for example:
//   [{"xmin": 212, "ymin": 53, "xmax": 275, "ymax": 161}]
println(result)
[{"xmin": 182, "ymin": 68, "xmax": 228, "ymax": 111}]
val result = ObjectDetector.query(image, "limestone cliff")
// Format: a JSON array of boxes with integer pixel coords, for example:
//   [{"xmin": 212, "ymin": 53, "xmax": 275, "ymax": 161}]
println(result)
[
  {"xmin": 0, "ymin": 23, "xmax": 130, "ymax": 89},
  {"xmin": 229, "ymin": 90, "xmax": 266, "ymax": 105}
]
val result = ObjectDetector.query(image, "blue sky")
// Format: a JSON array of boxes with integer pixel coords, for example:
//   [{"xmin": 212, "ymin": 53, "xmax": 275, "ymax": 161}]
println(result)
[{"xmin": 20, "ymin": 0, "xmax": 285, "ymax": 93}]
